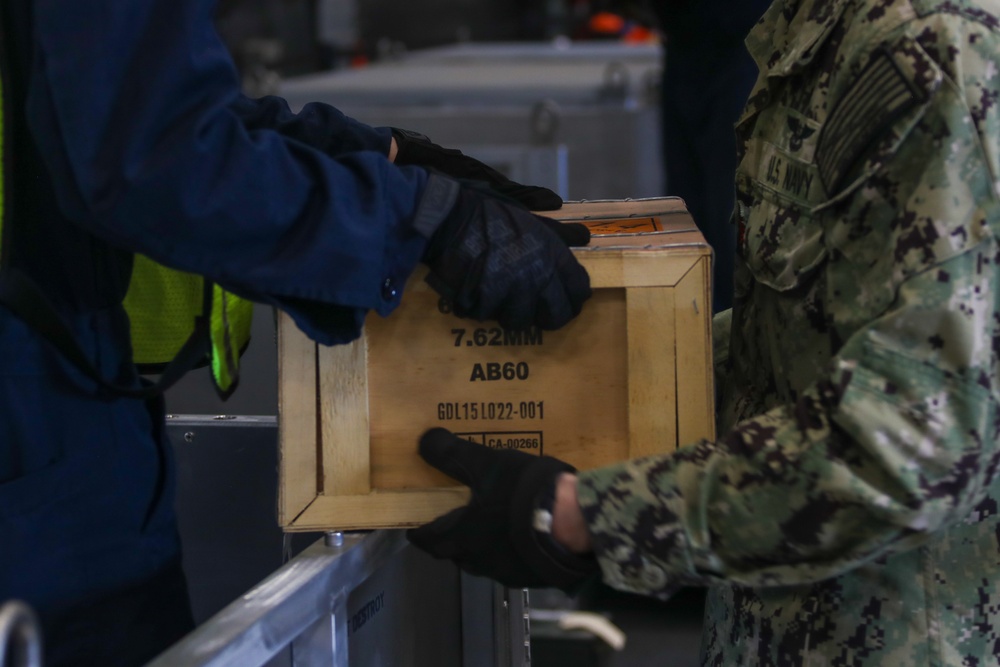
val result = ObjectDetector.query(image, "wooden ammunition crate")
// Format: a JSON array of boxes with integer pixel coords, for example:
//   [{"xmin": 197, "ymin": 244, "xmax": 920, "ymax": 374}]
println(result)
[{"xmin": 278, "ymin": 197, "xmax": 714, "ymax": 531}]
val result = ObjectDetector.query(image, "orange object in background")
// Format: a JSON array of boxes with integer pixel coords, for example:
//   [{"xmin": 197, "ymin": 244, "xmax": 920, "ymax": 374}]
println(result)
[
  {"xmin": 586, "ymin": 11, "xmax": 657, "ymax": 43},
  {"xmin": 589, "ymin": 11, "xmax": 626, "ymax": 35}
]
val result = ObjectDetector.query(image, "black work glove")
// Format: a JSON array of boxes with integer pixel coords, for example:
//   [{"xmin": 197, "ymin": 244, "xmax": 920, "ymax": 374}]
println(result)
[
  {"xmin": 408, "ymin": 428, "xmax": 600, "ymax": 592},
  {"xmin": 416, "ymin": 175, "xmax": 591, "ymax": 331},
  {"xmin": 392, "ymin": 128, "xmax": 563, "ymax": 211}
]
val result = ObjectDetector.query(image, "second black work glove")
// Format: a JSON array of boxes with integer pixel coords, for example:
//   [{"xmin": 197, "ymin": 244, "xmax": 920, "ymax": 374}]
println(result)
[
  {"xmin": 393, "ymin": 128, "xmax": 563, "ymax": 211},
  {"xmin": 417, "ymin": 175, "xmax": 592, "ymax": 331},
  {"xmin": 408, "ymin": 428, "xmax": 599, "ymax": 592}
]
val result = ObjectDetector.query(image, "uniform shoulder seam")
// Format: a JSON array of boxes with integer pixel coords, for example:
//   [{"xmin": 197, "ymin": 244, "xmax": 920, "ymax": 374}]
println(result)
[{"xmin": 911, "ymin": 0, "xmax": 1000, "ymax": 30}]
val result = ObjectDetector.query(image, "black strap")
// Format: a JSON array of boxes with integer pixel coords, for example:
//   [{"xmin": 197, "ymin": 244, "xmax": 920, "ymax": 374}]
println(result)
[{"xmin": 0, "ymin": 268, "xmax": 209, "ymax": 399}]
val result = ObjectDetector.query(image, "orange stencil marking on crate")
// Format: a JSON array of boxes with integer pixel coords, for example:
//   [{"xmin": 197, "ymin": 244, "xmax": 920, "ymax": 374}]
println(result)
[{"xmin": 579, "ymin": 217, "xmax": 663, "ymax": 235}]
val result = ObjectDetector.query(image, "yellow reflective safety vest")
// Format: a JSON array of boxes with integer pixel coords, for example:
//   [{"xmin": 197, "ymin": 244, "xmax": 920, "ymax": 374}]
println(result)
[
  {"xmin": 0, "ymin": 69, "xmax": 252, "ymax": 399},
  {"xmin": 123, "ymin": 257, "xmax": 253, "ymax": 398}
]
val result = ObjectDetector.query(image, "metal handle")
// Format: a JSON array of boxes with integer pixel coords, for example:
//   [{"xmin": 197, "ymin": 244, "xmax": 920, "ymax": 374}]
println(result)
[
  {"xmin": 599, "ymin": 61, "xmax": 631, "ymax": 102},
  {"xmin": 530, "ymin": 100, "xmax": 562, "ymax": 145},
  {"xmin": 0, "ymin": 601, "xmax": 42, "ymax": 667}
]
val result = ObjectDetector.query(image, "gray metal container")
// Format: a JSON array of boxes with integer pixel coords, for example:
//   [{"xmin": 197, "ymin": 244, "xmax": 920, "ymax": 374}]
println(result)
[
  {"xmin": 277, "ymin": 41, "xmax": 665, "ymax": 201},
  {"xmin": 168, "ymin": 416, "xmax": 528, "ymax": 666}
]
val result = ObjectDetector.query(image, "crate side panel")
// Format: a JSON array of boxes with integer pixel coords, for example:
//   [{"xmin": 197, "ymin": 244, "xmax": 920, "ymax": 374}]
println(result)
[
  {"xmin": 626, "ymin": 285, "xmax": 678, "ymax": 457},
  {"xmin": 676, "ymin": 257, "xmax": 716, "ymax": 446},
  {"xmin": 277, "ymin": 313, "xmax": 320, "ymax": 526},
  {"xmin": 366, "ymin": 280, "xmax": 631, "ymax": 489}
]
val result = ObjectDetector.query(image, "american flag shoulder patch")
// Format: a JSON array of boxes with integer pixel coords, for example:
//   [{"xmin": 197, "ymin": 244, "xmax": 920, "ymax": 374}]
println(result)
[{"xmin": 817, "ymin": 47, "xmax": 926, "ymax": 193}]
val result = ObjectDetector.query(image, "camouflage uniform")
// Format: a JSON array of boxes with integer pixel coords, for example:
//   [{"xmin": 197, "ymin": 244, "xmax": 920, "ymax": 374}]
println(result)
[{"xmin": 576, "ymin": 0, "xmax": 1000, "ymax": 663}]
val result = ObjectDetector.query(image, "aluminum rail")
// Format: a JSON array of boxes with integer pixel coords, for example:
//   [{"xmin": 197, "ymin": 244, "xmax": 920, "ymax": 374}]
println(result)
[{"xmin": 147, "ymin": 530, "xmax": 407, "ymax": 667}]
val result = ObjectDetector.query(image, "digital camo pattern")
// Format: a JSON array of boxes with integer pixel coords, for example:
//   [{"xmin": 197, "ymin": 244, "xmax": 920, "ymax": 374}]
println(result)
[{"xmin": 576, "ymin": 0, "xmax": 1000, "ymax": 664}]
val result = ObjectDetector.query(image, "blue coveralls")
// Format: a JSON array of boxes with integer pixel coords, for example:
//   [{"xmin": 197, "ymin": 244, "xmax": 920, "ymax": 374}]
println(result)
[
  {"xmin": 0, "ymin": 1, "xmax": 439, "ymax": 664},
  {"xmin": 654, "ymin": 0, "xmax": 770, "ymax": 312}
]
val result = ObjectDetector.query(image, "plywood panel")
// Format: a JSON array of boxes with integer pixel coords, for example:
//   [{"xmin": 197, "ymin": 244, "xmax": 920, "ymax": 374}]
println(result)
[{"xmin": 625, "ymin": 287, "xmax": 677, "ymax": 459}]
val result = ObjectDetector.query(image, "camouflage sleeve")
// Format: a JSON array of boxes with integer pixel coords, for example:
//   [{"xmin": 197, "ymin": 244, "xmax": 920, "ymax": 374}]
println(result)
[
  {"xmin": 712, "ymin": 308, "xmax": 732, "ymax": 369},
  {"xmin": 576, "ymin": 13, "xmax": 1000, "ymax": 598},
  {"xmin": 712, "ymin": 308, "xmax": 732, "ymax": 415}
]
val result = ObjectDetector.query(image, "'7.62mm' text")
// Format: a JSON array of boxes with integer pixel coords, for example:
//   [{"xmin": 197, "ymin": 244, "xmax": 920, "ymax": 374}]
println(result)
[{"xmin": 451, "ymin": 327, "xmax": 543, "ymax": 348}]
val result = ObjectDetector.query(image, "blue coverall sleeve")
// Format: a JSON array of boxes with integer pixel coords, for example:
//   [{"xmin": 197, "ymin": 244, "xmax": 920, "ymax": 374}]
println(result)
[
  {"xmin": 27, "ymin": 0, "xmax": 436, "ymax": 345},
  {"xmin": 229, "ymin": 94, "xmax": 394, "ymax": 158}
]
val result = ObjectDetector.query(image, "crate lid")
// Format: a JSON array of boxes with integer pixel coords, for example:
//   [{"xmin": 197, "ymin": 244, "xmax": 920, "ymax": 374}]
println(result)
[{"xmin": 545, "ymin": 197, "xmax": 708, "ymax": 252}]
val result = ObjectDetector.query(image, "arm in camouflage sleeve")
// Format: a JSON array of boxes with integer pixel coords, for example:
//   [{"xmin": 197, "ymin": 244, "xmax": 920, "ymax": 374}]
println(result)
[
  {"xmin": 712, "ymin": 308, "xmax": 732, "ymax": 409},
  {"xmin": 575, "ymin": 14, "xmax": 1000, "ymax": 597}
]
